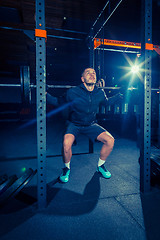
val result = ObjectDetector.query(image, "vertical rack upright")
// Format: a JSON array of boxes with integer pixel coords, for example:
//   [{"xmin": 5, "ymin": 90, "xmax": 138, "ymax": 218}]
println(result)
[
  {"xmin": 140, "ymin": 0, "xmax": 152, "ymax": 192},
  {"xmin": 35, "ymin": 0, "xmax": 47, "ymax": 208}
]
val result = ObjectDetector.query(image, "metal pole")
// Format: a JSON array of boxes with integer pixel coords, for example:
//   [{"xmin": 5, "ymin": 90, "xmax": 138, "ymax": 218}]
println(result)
[
  {"xmin": 89, "ymin": 28, "xmax": 94, "ymax": 68},
  {"xmin": 92, "ymin": 1, "xmax": 110, "ymax": 27},
  {"xmin": 1, "ymin": 84, "xmax": 159, "ymax": 91},
  {"xmin": 140, "ymin": 0, "xmax": 152, "ymax": 193},
  {"xmin": 88, "ymin": 1, "xmax": 110, "ymax": 69},
  {"xmin": 93, "ymin": 0, "xmax": 123, "ymax": 39},
  {"xmin": 36, "ymin": 0, "xmax": 47, "ymax": 208},
  {"xmin": 96, "ymin": 47, "xmax": 140, "ymax": 54}
]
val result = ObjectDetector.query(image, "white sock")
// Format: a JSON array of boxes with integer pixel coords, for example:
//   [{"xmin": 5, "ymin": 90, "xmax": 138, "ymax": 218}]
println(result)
[
  {"xmin": 98, "ymin": 158, "xmax": 105, "ymax": 167},
  {"xmin": 65, "ymin": 162, "xmax": 70, "ymax": 169}
]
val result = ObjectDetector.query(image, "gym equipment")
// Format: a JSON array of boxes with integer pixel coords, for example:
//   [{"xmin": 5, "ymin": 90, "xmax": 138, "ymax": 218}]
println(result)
[
  {"xmin": 0, "ymin": 168, "xmax": 37, "ymax": 206},
  {"xmin": 0, "ymin": 175, "xmax": 17, "ymax": 196},
  {"xmin": 150, "ymin": 154, "xmax": 160, "ymax": 185},
  {"xmin": 0, "ymin": 67, "xmax": 159, "ymax": 106},
  {"xmin": 20, "ymin": 66, "xmax": 31, "ymax": 105},
  {"xmin": 0, "ymin": 174, "xmax": 8, "ymax": 185}
]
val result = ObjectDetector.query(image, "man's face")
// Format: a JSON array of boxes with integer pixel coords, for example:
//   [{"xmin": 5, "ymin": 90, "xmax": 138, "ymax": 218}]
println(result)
[{"xmin": 81, "ymin": 68, "xmax": 97, "ymax": 85}]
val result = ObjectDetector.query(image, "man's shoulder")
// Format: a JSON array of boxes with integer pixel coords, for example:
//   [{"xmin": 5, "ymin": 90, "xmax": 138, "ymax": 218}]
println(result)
[
  {"xmin": 66, "ymin": 85, "xmax": 83, "ymax": 100},
  {"xmin": 68, "ymin": 84, "xmax": 83, "ymax": 93}
]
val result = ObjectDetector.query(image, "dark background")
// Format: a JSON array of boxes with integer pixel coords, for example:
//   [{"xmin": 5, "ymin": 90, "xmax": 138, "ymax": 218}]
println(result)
[{"xmin": 0, "ymin": 0, "xmax": 160, "ymax": 129}]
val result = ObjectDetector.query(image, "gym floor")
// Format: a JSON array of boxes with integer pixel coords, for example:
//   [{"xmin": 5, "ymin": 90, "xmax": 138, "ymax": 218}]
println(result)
[{"xmin": 0, "ymin": 117, "xmax": 160, "ymax": 240}]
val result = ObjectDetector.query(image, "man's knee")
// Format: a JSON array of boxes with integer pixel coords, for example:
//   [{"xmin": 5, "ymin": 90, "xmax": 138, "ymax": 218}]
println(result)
[
  {"xmin": 103, "ymin": 136, "xmax": 114, "ymax": 148},
  {"xmin": 63, "ymin": 134, "xmax": 75, "ymax": 152},
  {"xmin": 107, "ymin": 136, "xmax": 115, "ymax": 148},
  {"xmin": 97, "ymin": 132, "xmax": 115, "ymax": 148}
]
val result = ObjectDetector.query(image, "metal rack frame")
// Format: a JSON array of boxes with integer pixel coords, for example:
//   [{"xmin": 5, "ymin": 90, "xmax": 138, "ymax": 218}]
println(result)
[
  {"xmin": 35, "ymin": 0, "xmax": 47, "ymax": 209},
  {"xmin": 89, "ymin": 0, "xmax": 153, "ymax": 193},
  {"xmin": 35, "ymin": 0, "xmax": 153, "ymax": 208}
]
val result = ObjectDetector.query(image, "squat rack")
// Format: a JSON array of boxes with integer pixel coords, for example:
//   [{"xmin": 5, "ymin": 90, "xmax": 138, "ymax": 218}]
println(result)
[
  {"xmin": 89, "ymin": 0, "xmax": 153, "ymax": 194},
  {"xmin": 35, "ymin": 0, "xmax": 153, "ymax": 208}
]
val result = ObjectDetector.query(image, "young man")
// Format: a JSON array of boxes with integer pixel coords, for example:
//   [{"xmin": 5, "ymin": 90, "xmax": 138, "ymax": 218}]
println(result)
[{"xmin": 58, "ymin": 68, "xmax": 122, "ymax": 183}]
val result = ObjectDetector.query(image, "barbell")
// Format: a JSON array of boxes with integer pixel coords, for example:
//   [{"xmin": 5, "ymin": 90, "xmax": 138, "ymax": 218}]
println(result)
[{"xmin": 0, "ymin": 66, "xmax": 159, "ymax": 105}]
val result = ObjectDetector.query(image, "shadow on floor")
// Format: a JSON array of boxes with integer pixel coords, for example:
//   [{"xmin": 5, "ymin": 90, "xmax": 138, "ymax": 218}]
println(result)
[
  {"xmin": 47, "ymin": 171, "xmax": 101, "ymax": 215},
  {"xmin": 0, "ymin": 196, "xmax": 35, "ymax": 238},
  {"xmin": 0, "ymin": 172, "xmax": 101, "ymax": 238}
]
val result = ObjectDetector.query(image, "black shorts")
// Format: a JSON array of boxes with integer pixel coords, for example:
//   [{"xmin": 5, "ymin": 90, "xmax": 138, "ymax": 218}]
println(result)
[{"xmin": 65, "ymin": 122, "xmax": 113, "ymax": 142}]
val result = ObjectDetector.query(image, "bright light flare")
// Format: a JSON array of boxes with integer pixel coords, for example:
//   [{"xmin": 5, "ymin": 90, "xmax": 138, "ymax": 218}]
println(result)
[
  {"xmin": 119, "ymin": 53, "xmax": 144, "ymax": 82},
  {"xmin": 131, "ymin": 65, "xmax": 140, "ymax": 74}
]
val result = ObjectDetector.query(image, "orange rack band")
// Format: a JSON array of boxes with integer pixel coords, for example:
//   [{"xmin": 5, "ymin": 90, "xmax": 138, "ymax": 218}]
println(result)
[
  {"xmin": 145, "ymin": 43, "xmax": 153, "ymax": 50},
  {"xmin": 94, "ymin": 38, "xmax": 160, "ymax": 55},
  {"xmin": 35, "ymin": 29, "xmax": 47, "ymax": 39}
]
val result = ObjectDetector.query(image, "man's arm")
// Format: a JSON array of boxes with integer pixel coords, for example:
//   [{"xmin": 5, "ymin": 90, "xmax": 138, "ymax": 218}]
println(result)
[
  {"xmin": 101, "ymin": 89, "xmax": 123, "ymax": 106},
  {"xmin": 46, "ymin": 92, "xmax": 59, "ymax": 106},
  {"xmin": 107, "ymin": 93, "xmax": 123, "ymax": 105},
  {"xmin": 46, "ymin": 91, "xmax": 72, "ymax": 120}
]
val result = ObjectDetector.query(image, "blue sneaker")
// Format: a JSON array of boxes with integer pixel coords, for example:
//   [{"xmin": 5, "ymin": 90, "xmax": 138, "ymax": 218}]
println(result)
[
  {"xmin": 59, "ymin": 167, "xmax": 70, "ymax": 183},
  {"xmin": 97, "ymin": 164, "xmax": 111, "ymax": 179}
]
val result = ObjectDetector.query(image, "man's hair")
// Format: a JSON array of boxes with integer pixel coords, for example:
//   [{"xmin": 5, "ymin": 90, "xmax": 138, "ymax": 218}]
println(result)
[{"xmin": 81, "ymin": 67, "xmax": 95, "ymax": 77}]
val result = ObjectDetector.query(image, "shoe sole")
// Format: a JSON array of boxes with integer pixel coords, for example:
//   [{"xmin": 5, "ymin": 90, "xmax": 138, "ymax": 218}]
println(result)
[
  {"xmin": 97, "ymin": 169, "xmax": 111, "ymax": 179},
  {"xmin": 59, "ymin": 176, "xmax": 69, "ymax": 183}
]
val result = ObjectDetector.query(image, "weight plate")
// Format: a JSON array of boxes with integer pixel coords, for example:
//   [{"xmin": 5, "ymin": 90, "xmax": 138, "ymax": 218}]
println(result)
[
  {"xmin": 20, "ymin": 66, "xmax": 24, "ymax": 105},
  {"xmin": 0, "ymin": 174, "xmax": 8, "ymax": 185},
  {"xmin": 20, "ymin": 66, "xmax": 31, "ymax": 105},
  {"xmin": 0, "ymin": 175, "xmax": 17, "ymax": 196},
  {"xmin": 0, "ymin": 168, "xmax": 37, "ymax": 206},
  {"xmin": 24, "ymin": 66, "xmax": 31, "ymax": 105}
]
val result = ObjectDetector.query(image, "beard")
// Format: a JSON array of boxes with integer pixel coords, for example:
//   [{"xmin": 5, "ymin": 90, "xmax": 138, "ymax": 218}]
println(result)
[
  {"xmin": 85, "ymin": 82, "xmax": 95, "ymax": 86},
  {"xmin": 84, "ymin": 77, "xmax": 96, "ymax": 86}
]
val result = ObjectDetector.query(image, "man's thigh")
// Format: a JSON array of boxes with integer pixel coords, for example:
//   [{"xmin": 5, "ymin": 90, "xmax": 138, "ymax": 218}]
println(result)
[
  {"xmin": 81, "ymin": 123, "xmax": 113, "ymax": 142},
  {"xmin": 65, "ymin": 122, "xmax": 80, "ymax": 139}
]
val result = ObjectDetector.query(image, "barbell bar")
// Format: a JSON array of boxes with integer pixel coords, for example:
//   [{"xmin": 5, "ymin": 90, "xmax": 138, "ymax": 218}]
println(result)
[
  {"xmin": 0, "ymin": 83, "xmax": 159, "ymax": 90},
  {"xmin": 0, "ymin": 81, "xmax": 159, "ymax": 105},
  {"xmin": 0, "ymin": 65, "xmax": 159, "ymax": 105}
]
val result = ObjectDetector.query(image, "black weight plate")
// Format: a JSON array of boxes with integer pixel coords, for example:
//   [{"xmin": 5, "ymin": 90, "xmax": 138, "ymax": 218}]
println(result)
[
  {"xmin": 20, "ymin": 66, "xmax": 31, "ymax": 105},
  {"xmin": 0, "ymin": 175, "xmax": 17, "ymax": 196},
  {"xmin": 23, "ymin": 66, "xmax": 31, "ymax": 105},
  {"xmin": 0, "ymin": 168, "xmax": 37, "ymax": 206},
  {"xmin": 12, "ymin": 169, "xmax": 37, "ymax": 199},
  {"xmin": 20, "ymin": 66, "xmax": 24, "ymax": 105},
  {"xmin": 0, "ymin": 174, "xmax": 8, "ymax": 185}
]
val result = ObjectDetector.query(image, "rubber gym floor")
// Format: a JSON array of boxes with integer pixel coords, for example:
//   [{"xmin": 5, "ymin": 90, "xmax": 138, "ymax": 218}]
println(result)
[{"xmin": 0, "ymin": 117, "xmax": 160, "ymax": 240}]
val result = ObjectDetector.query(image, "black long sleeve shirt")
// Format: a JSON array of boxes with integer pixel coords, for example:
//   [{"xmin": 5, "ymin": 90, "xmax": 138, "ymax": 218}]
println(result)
[{"xmin": 47, "ymin": 83, "xmax": 121, "ymax": 126}]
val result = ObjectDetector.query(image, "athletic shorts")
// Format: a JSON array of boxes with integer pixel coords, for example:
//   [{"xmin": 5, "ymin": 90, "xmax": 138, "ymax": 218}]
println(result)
[{"xmin": 65, "ymin": 122, "xmax": 113, "ymax": 142}]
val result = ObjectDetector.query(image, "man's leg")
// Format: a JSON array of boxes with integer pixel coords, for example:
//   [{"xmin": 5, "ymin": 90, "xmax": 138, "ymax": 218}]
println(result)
[
  {"xmin": 97, "ymin": 131, "xmax": 114, "ymax": 161},
  {"xmin": 63, "ymin": 133, "xmax": 75, "ymax": 164},
  {"xmin": 59, "ymin": 133, "xmax": 75, "ymax": 183},
  {"xmin": 96, "ymin": 131, "xmax": 114, "ymax": 178},
  {"xmin": 79, "ymin": 123, "xmax": 114, "ymax": 178}
]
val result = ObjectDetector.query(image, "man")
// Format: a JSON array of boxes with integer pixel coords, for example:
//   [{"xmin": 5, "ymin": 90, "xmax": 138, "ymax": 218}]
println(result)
[{"xmin": 47, "ymin": 68, "xmax": 122, "ymax": 183}]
